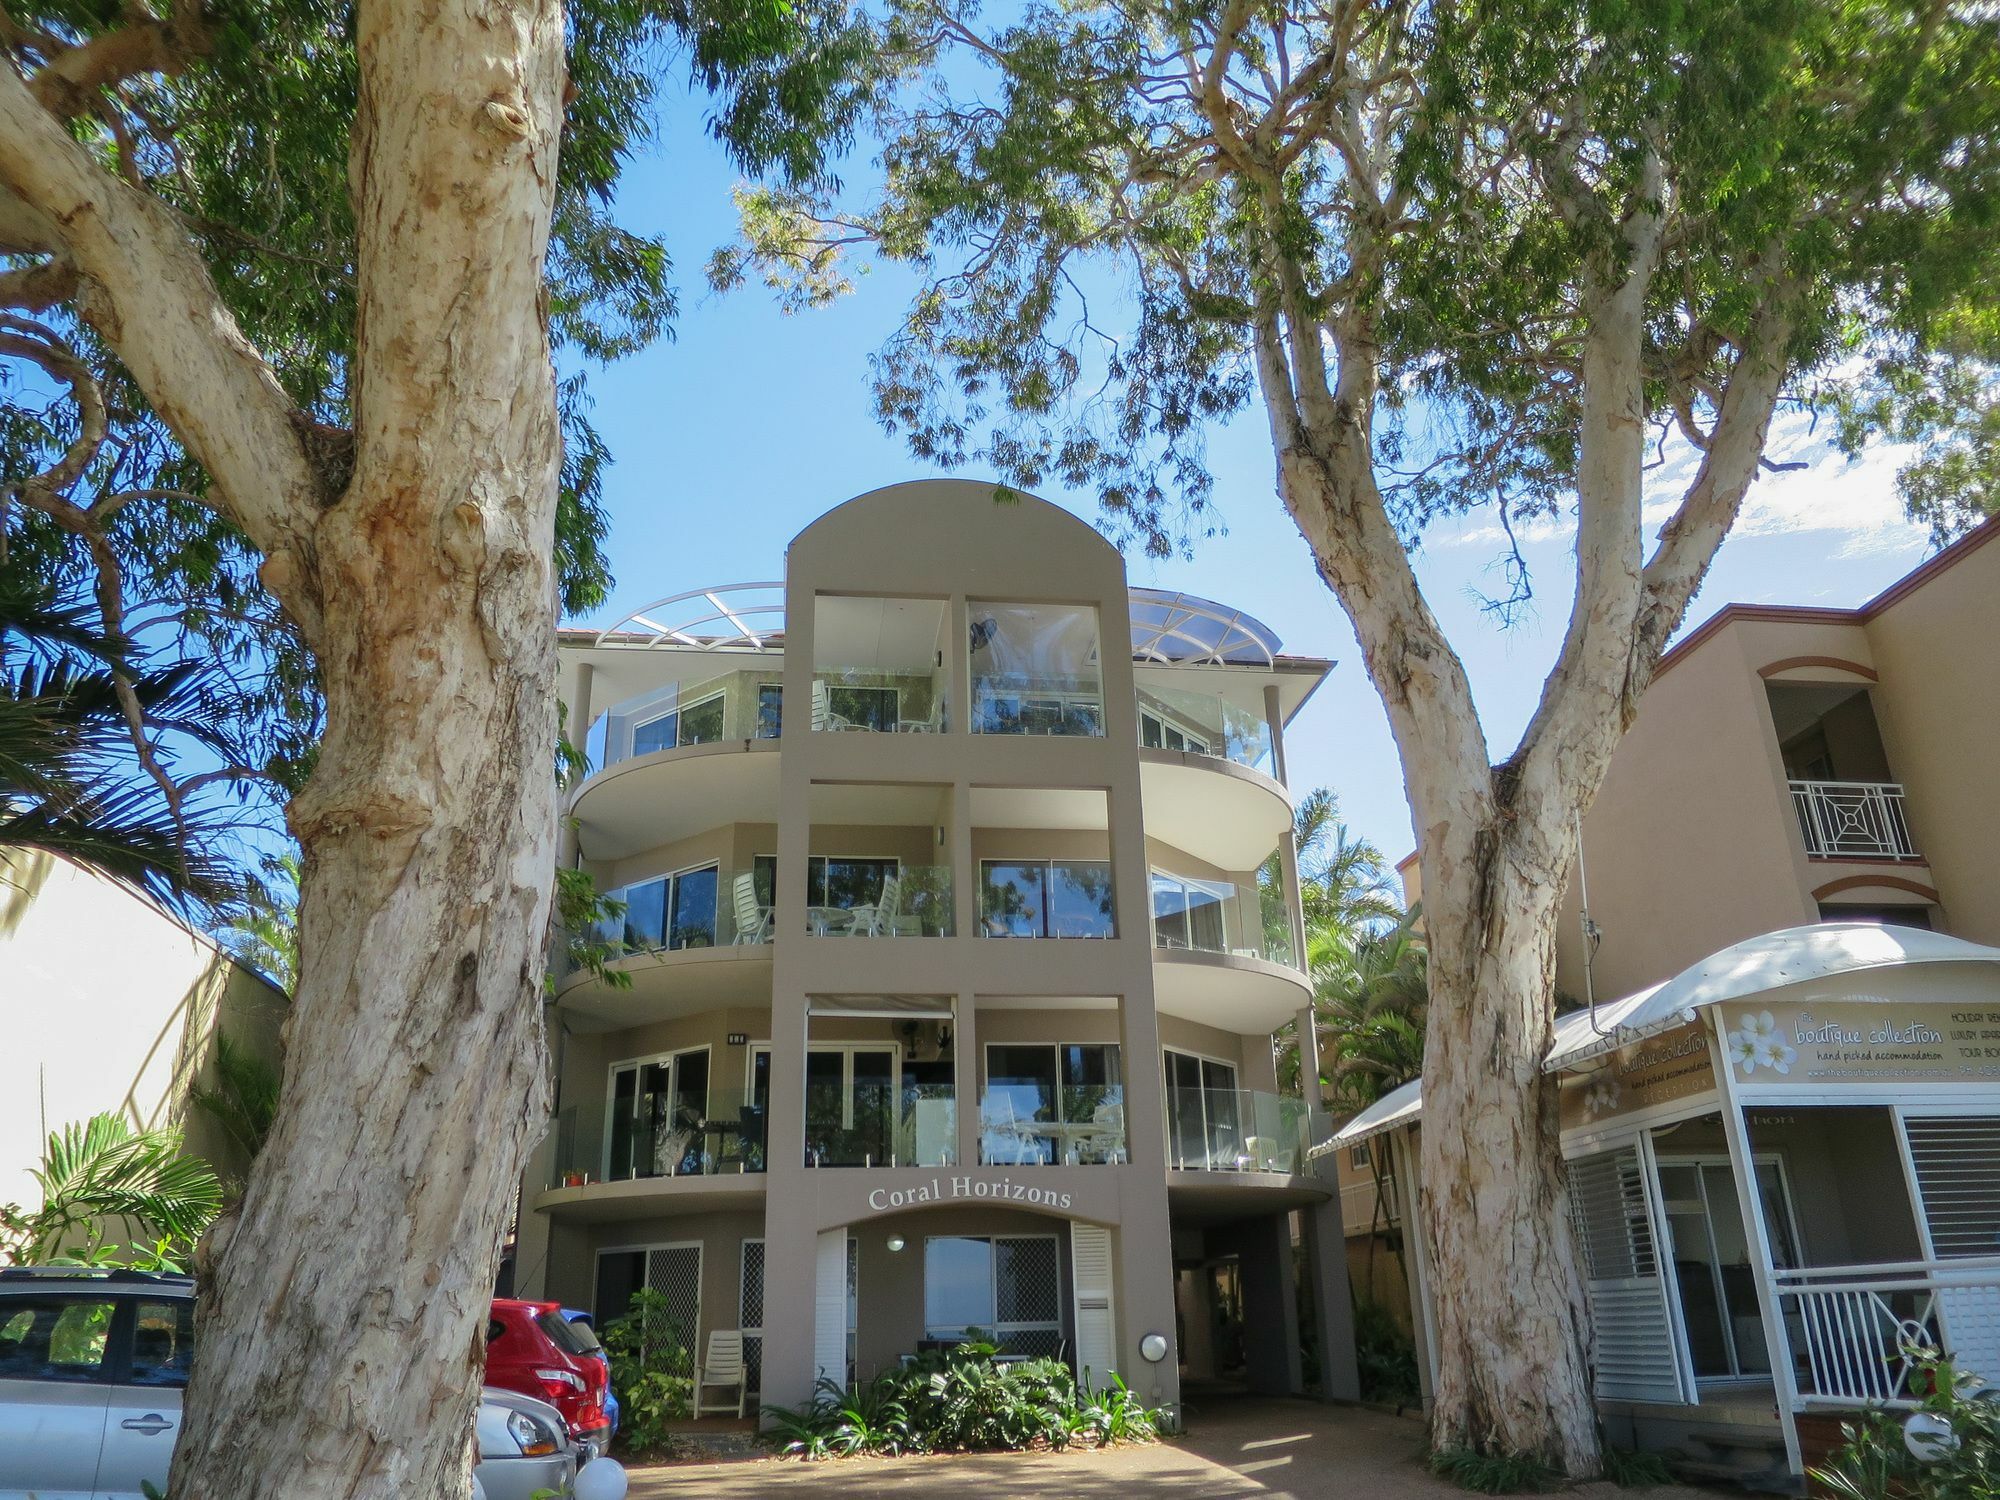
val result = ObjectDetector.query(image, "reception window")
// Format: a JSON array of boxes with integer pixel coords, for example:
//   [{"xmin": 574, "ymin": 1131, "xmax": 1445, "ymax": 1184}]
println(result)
[{"xmin": 923, "ymin": 1234, "xmax": 1062, "ymax": 1356}]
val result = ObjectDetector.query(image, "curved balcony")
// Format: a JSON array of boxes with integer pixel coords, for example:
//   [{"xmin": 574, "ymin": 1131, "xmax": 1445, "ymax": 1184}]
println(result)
[
  {"xmin": 535, "ymin": 1173, "xmax": 767, "ymax": 1224},
  {"xmin": 568, "ymin": 739, "xmax": 778, "ymax": 863},
  {"xmin": 1151, "ymin": 946, "xmax": 1310, "ymax": 1033},
  {"xmin": 1163, "ymin": 1084, "xmax": 1329, "ymax": 1223},
  {"xmin": 536, "ymin": 1099, "xmax": 769, "ymax": 1222},
  {"xmin": 1139, "ymin": 748, "xmax": 1293, "ymax": 876}
]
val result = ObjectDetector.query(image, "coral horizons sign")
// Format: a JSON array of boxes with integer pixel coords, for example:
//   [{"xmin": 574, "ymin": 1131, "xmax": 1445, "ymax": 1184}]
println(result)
[{"xmin": 865, "ymin": 1175, "xmax": 1075, "ymax": 1213}]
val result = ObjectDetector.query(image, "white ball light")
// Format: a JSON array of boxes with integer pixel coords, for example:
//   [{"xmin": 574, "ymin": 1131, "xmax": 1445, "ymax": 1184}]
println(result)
[
  {"xmin": 1903, "ymin": 1411, "xmax": 1960, "ymax": 1463},
  {"xmin": 1139, "ymin": 1332, "xmax": 1169, "ymax": 1363},
  {"xmin": 887, "ymin": 1234, "xmax": 907, "ymax": 1253},
  {"xmin": 575, "ymin": 1457, "xmax": 630, "ymax": 1500}
]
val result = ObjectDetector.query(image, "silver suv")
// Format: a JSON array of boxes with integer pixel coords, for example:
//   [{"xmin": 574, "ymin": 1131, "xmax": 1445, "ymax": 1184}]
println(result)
[{"xmin": 0, "ymin": 1268, "xmax": 583, "ymax": 1499}]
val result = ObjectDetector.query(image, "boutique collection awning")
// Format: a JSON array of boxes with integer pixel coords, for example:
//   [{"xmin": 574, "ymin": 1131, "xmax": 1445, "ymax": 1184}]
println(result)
[{"xmin": 1317, "ymin": 923, "xmax": 2000, "ymax": 1153}]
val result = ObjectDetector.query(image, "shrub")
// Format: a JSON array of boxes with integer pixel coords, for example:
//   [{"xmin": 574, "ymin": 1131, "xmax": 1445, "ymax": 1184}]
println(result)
[
  {"xmin": 1600, "ymin": 1445, "xmax": 1674, "ymax": 1488},
  {"xmin": 1353, "ymin": 1296, "xmax": 1422, "ymax": 1407},
  {"xmin": 597, "ymin": 1288, "xmax": 694, "ymax": 1457},
  {"xmin": 1810, "ymin": 1345, "xmax": 2000, "ymax": 1500},
  {"xmin": 1426, "ymin": 1445, "xmax": 1563, "ymax": 1494},
  {"xmin": 763, "ymin": 1339, "xmax": 1167, "ymax": 1460}
]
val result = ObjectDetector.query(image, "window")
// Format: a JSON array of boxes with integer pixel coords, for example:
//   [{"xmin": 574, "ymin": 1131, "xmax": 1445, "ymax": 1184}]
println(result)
[
  {"xmin": 980, "ymin": 860, "xmax": 1115, "ymax": 938},
  {"xmin": 756, "ymin": 685, "xmax": 783, "ymax": 738},
  {"xmin": 1151, "ymin": 871, "xmax": 1230, "ymax": 951},
  {"xmin": 1349, "ymin": 1143, "xmax": 1372, "ymax": 1170},
  {"xmin": 805, "ymin": 1047, "xmax": 898, "ymax": 1166},
  {"xmin": 923, "ymin": 1235, "xmax": 1062, "ymax": 1357},
  {"xmin": 0, "ymin": 1297, "xmax": 116, "ymax": 1383},
  {"xmin": 608, "ymin": 1048, "xmax": 712, "ymax": 1179},
  {"xmin": 614, "ymin": 863, "xmax": 719, "ymax": 951},
  {"xmin": 984, "ymin": 1043, "xmax": 1123, "ymax": 1164},
  {"xmin": 968, "ymin": 602, "xmax": 1105, "ymax": 737},
  {"xmin": 129, "ymin": 1299, "xmax": 195, "ymax": 1386},
  {"xmin": 1140, "ymin": 709, "xmax": 1209, "ymax": 755},
  {"xmin": 632, "ymin": 692, "xmax": 726, "ymax": 755},
  {"xmin": 1163, "ymin": 1049, "xmax": 1241, "ymax": 1169},
  {"xmin": 827, "ymin": 685, "xmax": 900, "ymax": 733},
  {"xmin": 753, "ymin": 855, "xmax": 902, "ymax": 917}
]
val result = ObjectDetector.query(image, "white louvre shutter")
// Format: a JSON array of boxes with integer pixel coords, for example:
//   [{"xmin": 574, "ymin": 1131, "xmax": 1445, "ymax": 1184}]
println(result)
[
  {"xmin": 1070, "ymin": 1222, "xmax": 1118, "ymax": 1383},
  {"xmin": 1903, "ymin": 1116, "xmax": 2000, "ymax": 1385},
  {"xmin": 1568, "ymin": 1143, "xmax": 1690, "ymax": 1403},
  {"xmin": 813, "ymin": 1229, "xmax": 849, "ymax": 1387}
]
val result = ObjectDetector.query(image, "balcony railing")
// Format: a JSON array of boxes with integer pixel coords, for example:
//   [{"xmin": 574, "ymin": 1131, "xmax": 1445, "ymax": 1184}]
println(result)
[
  {"xmin": 591, "ymin": 865, "xmax": 772, "ymax": 953},
  {"xmin": 1138, "ymin": 685, "xmax": 1273, "ymax": 773},
  {"xmin": 805, "ymin": 1083, "xmax": 957, "ymax": 1168},
  {"xmin": 1151, "ymin": 872, "xmax": 1300, "ymax": 970},
  {"xmin": 546, "ymin": 1092, "xmax": 769, "ymax": 1189},
  {"xmin": 807, "ymin": 865, "xmax": 954, "ymax": 937},
  {"xmin": 1165, "ymin": 1088, "xmax": 1309, "ymax": 1174},
  {"xmin": 978, "ymin": 1086, "xmax": 1127, "ymax": 1166},
  {"xmin": 1789, "ymin": 779, "xmax": 1918, "ymax": 859},
  {"xmin": 1774, "ymin": 1256, "xmax": 2000, "ymax": 1406}
]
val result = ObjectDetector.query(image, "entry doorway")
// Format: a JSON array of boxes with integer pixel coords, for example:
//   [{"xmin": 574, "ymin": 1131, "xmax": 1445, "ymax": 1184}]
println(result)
[{"xmin": 1656, "ymin": 1156, "xmax": 1801, "ymax": 1381}]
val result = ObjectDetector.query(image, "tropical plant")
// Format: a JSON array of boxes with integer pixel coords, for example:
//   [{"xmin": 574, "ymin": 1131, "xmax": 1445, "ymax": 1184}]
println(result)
[
  {"xmin": 1427, "ymin": 1445, "xmax": 1563, "ymax": 1495},
  {"xmin": 762, "ymin": 1340, "xmax": 1165, "ymax": 1459},
  {"xmin": 0, "ymin": 1113, "xmax": 222, "ymax": 1268},
  {"xmin": 1809, "ymin": 1346, "xmax": 2000, "ymax": 1500},
  {"xmin": 597, "ymin": 1288, "xmax": 694, "ymax": 1456},
  {"xmin": 1317, "ymin": 908, "xmax": 1429, "ymax": 1115},
  {"xmin": 188, "ymin": 1032, "xmax": 285, "ymax": 1175},
  {"xmin": 218, "ymin": 853, "xmax": 300, "ymax": 994},
  {"xmin": 1, "ymin": 574, "xmax": 246, "ymax": 916},
  {"xmin": 1353, "ymin": 1296, "xmax": 1421, "ymax": 1409}
]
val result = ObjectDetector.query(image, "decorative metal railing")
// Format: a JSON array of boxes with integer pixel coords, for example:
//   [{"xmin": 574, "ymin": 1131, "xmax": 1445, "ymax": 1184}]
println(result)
[
  {"xmin": 1774, "ymin": 1256, "xmax": 2000, "ymax": 1406},
  {"xmin": 1788, "ymin": 779, "xmax": 1918, "ymax": 859}
]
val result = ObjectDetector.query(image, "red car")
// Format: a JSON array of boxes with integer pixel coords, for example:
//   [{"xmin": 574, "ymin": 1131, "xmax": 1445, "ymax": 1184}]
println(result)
[{"xmin": 484, "ymin": 1299, "xmax": 612, "ymax": 1454}]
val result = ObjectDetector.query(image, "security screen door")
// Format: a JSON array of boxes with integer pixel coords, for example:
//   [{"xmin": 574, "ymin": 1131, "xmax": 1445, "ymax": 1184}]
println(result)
[{"xmin": 1567, "ymin": 1137, "xmax": 1697, "ymax": 1403}]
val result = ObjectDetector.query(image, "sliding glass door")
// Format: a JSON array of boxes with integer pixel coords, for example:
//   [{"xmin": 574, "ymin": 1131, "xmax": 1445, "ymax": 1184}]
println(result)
[{"xmin": 607, "ymin": 1048, "xmax": 712, "ymax": 1180}]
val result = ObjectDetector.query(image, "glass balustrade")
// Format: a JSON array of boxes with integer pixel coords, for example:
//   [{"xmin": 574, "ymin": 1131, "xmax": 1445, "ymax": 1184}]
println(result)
[
  {"xmin": 546, "ymin": 1088, "xmax": 770, "ymax": 1188},
  {"xmin": 804, "ymin": 1081, "xmax": 958, "ymax": 1168},
  {"xmin": 968, "ymin": 601, "xmax": 1106, "ymax": 736},
  {"xmin": 802, "ymin": 863, "xmax": 954, "ymax": 937},
  {"xmin": 596, "ymin": 670, "xmax": 781, "ymax": 772},
  {"xmin": 1163, "ymin": 1087, "xmax": 1309, "ymax": 1174},
  {"xmin": 589, "ymin": 865, "xmax": 774, "ymax": 954},
  {"xmin": 977, "ymin": 1084, "xmax": 1127, "ymax": 1166},
  {"xmin": 1150, "ymin": 870, "xmax": 1300, "ymax": 969},
  {"xmin": 1137, "ymin": 684, "xmax": 1273, "ymax": 771}
]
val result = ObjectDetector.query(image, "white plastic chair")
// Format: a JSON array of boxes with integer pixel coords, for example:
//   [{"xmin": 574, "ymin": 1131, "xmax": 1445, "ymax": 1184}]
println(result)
[
  {"xmin": 696, "ymin": 1329, "xmax": 748, "ymax": 1418},
  {"xmin": 731, "ymin": 872, "xmax": 773, "ymax": 945},
  {"xmin": 846, "ymin": 873, "xmax": 902, "ymax": 937},
  {"xmin": 810, "ymin": 681, "xmax": 854, "ymax": 732}
]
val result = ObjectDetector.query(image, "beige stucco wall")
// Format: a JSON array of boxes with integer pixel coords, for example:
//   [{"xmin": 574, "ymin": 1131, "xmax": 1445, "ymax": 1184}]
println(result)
[
  {"xmin": 1864, "ymin": 531, "xmax": 2000, "ymax": 946},
  {"xmin": 0, "ymin": 851, "xmax": 287, "ymax": 1205}
]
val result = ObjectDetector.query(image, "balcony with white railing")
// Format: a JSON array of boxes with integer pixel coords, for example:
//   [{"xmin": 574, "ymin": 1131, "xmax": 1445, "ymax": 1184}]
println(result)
[
  {"xmin": 1788, "ymin": 779, "xmax": 1919, "ymax": 860},
  {"xmin": 1775, "ymin": 1256, "xmax": 2000, "ymax": 1407}
]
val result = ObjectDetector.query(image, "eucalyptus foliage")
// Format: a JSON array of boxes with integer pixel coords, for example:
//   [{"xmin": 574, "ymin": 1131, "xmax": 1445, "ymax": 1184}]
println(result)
[{"xmin": 722, "ymin": 0, "xmax": 1998, "ymax": 556}]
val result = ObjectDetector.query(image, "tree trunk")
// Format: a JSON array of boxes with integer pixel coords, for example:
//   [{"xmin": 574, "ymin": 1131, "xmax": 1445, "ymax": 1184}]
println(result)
[
  {"xmin": 169, "ymin": 0, "xmax": 568, "ymax": 1493},
  {"xmin": 1416, "ymin": 846, "xmax": 1597, "ymax": 1472}
]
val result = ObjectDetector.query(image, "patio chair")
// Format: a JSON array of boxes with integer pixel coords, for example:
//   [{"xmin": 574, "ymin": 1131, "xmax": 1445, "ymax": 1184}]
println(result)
[
  {"xmin": 810, "ymin": 681, "xmax": 855, "ymax": 732},
  {"xmin": 980, "ymin": 1095, "xmax": 1042, "ymax": 1165},
  {"xmin": 731, "ymin": 872, "xmax": 773, "ymax": 945},
  {"xmin": 696, "ymin": 1329, "xmax": 749, "ymax": 1418},
  {"xmin": 1078, "ymin": 1102, "xmax": 1126, "ymax": 1165},
  {"xmin": 845, "ymin": 873, "xmax": 903, "ymax": 937}
]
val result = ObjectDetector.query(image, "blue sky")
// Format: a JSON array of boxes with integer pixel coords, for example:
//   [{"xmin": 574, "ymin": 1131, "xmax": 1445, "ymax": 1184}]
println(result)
[{"xmin": 564, "ymin": 88, "xmax": 1937, "ymax": 865}]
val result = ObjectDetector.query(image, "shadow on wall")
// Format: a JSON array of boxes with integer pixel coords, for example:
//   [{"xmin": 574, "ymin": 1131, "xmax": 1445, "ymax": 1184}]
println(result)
[{"xmin": 0, "ymin": 849, "xmax": 56, "ymax": 942}]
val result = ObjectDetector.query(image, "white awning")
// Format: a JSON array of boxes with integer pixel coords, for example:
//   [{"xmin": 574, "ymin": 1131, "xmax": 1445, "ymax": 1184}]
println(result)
[{"xmin": 1320, "ymin": 924, "xmax": 2000, "ymax": 1152}]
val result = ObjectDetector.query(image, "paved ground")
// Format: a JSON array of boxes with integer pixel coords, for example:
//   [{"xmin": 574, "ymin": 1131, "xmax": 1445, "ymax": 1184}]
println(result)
[{"xmin": 625, "ymin": 1393, "xmax": 1722, "ymax": 1498}]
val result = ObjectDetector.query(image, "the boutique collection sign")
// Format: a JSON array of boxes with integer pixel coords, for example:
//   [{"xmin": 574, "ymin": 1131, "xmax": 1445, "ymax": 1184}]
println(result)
[
  {"xmin": 1559, "ymin": 1020, "xmax": 1714, "ymax": 1131},
  {"xmin": 1724, "ymin": 1001, "xmax": 2000, "ymax": 1086}
]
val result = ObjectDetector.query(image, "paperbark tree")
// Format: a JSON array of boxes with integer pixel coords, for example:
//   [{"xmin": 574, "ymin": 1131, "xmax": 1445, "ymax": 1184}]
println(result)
[
  {"xmin": 0, "ymin": 0, "xmax": 856, "ymax": 1493},
  {"xmin": 718, "ymin": 0, "xmax": 1999, "ymax": 1470}
]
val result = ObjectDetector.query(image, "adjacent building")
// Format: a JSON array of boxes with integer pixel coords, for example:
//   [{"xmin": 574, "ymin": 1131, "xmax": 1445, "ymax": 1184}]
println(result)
[
  {"xmin": 1, "ymin": 849, "xmax": 287, "ymax": 1203},
  {"xmin": 510, "ymin": 480, "xmax": 1358, "ymax": 1416},
  {"xmin": 1361, "ymin": 517, "xmax": 2000, "ymax": 1487}
]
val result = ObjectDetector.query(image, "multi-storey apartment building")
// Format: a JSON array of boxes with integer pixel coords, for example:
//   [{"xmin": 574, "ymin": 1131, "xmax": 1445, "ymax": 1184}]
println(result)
[{"xmin": 510, "ymin": 480, "xmax": 1357, "ymax": 1417}]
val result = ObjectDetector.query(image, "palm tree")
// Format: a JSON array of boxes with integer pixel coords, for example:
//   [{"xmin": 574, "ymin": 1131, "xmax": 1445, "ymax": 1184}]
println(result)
[
  {"xmin": 1, "ymin": 574, "xmax": 243, "ymax": 914},
  {"xmin": 0, "ymin": 1113, "xmax": 223, "ymax": 1268},
  {"xmin": 219, "ymin": 851, "xmax": 300, "ymax": 992}
]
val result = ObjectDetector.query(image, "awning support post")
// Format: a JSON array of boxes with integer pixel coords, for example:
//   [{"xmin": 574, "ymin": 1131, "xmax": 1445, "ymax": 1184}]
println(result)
[{"xmin": 1708, "ymin": 1008, "xmax": 1807, "ymax": 1478}]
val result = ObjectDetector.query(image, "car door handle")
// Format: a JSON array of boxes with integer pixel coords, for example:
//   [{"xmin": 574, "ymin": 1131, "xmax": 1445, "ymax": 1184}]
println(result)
[{"xmin": 121, "ymin": 1414, "xmax": 175, "ymax": 1435}]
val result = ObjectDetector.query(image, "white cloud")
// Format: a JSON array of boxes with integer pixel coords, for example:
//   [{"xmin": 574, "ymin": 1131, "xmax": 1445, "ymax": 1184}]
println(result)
[{"xmin": 1433, "ymin": 408, "xmax": 1928, "ymax": 558}]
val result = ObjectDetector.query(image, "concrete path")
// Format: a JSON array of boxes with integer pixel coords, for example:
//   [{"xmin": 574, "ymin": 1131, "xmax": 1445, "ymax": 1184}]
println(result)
[{"xmin": 624, "ymin": 1394, "xmax": 1723, "ymax": 1498}]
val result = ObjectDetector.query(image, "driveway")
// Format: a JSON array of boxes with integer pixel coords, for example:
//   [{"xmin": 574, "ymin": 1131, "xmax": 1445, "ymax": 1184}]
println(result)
[{"xmin": 624, "ymin": 1393, "xmax": 1721, "ymax": 1499}]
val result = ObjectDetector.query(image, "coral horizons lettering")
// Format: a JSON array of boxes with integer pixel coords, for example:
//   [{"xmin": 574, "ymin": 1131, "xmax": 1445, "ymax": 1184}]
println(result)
[{"xmin": 866, "ymin": 1177, "xmax": 1075, "ymax": 1212}]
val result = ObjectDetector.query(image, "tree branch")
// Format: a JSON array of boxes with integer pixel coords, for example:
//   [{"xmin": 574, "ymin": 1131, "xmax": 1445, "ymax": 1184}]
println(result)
[{"xmin": 0, "ymin": 57, "xmax": 325, "ymax": 632}]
